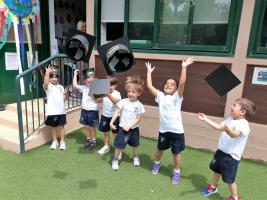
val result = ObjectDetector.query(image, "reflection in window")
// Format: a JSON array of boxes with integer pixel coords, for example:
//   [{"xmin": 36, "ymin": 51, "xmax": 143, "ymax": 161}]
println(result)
[
  {"xmin": 101, "ymin": 0, "xmax": 124, "ymax": 44},
  {"xmin": 128, "ymin": 0, "xmax": 155, "ymax": 46},
  {"xmin": 158, "ymin": 0, "xmax": 190, "ymax": 45},
  {"xmin": 191, "ymin": 0, "xmax": 231, "ymax": 45}
]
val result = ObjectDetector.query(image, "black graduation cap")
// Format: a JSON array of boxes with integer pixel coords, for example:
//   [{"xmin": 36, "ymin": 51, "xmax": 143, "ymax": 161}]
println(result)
[
  {"xmin": 65, "ymin": 28, "xmax": 96, "ymax": 62},
  {"xmin": 97, "ymin": 36, "xmax": 134, "ymax": 75},
  {"xmin": 205, "ymin": 65, "xmax": 241, "ymax": 97},
  {"xmin": 82, "ymin": 68, "xmax": 95, "ymax": 79}
]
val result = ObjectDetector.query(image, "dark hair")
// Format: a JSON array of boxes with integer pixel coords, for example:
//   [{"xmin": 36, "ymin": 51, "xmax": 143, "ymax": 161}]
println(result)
[
  {"xmin": 164, "ymin": 78, "xmax": 179, "ymax": 88},
  {"xmin": 235, "ymin": 98, "xmax": 256, "ymax": 117},
  {"xmin": 106, "ymin": 75, "xmax": 119, "ymax": 86}
]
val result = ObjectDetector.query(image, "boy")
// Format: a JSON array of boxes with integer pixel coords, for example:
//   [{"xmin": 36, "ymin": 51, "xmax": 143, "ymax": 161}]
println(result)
[
  {"xmin": 197, "ymin": 98, "xmax": 256, "ymax": 200},
  {"xmin": 44, "ymin": 64, "xmax": 68, "ymax": 150},
  {"xmin": 98, "ymin": 76, "xmax": 121, "ymax": 155},
  {"xmin": 73, "ymin": 68, "xmax": 100, "ymax": 150},
  {"xmin": 110, "ymin": 75, "xmax": 145, "ymax": 170}
]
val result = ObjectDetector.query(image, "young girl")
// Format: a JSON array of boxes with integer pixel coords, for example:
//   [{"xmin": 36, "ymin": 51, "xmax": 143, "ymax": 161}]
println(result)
[
  {"xmin": 73, "ymin": 69, "xmax": 101, "ymax": 150},
  {"xmin": 110, "ymin": 75, "xmax": 145, "ymax": 170},
  {"xmin": 98, "ymin": 76, "xmax": 121, "ymax": 155},
  {"xmin": 145, "ymin": 57, "xmax": 194, "ymax": 184},
  {"xmin": 44, "ymin": 64, "xmax": 68, "ymax": 150}
]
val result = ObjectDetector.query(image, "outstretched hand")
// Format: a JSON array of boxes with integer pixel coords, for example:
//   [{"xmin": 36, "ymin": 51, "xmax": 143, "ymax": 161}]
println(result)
[
  {"xmin": 182, "ymin": 57, "xmax": 194, "ymax": 68},
  {"xmin": 197, "ymin": 112, "xmax": 207, "ymax": 121},
  {"xmin": 45, "ymin": 64, "xmax": 54, "ymax": 74},
  {"xmin": 145, "ymin": 62, "xmax": 155, "ymax": 73}
]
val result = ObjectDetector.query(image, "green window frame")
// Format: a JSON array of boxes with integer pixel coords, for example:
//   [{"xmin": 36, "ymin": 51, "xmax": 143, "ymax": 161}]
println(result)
[
  {"xmin": 248, "ymin": 0, "xmax": 267, "ymax": 58},
  {"xmin": 95, "ymin": 0, "xmax": 242, "ymax": 56}
]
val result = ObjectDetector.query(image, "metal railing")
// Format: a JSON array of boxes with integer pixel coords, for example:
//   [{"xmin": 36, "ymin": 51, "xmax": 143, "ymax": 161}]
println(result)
[{"xmin": 15, "ymin": 54, "xmax": 87, "ymax": 153}]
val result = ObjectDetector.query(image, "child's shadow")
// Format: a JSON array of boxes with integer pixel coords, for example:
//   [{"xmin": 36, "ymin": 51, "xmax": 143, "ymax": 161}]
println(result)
[
  {"xmin": 181, "ymin": 173, "xmax": 224, "ymax": 199},
  {"xmin": 66, "ymin": 131, "xmax": 84, "ymax": 145}
]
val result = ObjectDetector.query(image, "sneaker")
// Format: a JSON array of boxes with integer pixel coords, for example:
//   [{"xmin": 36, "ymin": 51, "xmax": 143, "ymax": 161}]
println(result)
[
  {"xmin": 89, "ymin": 140, "xmax": 96, "ymax": 150},
  {"xmin": 59, "ymin": 141, "xmax": 66, "ymax": 150},
  {"xmin": 84, "ymin": 139, "xmax": 91, "ymax": 149},
  {"xmin": 118, "ymin": 151, "xmax": 122, "ymax": 160},
  {"xmin": 133, "ymin": 156, "xmax": 140, "ymax": 167},
  {"xmin": 151, "ymin": 162, "xmax": 161, "ymax": 175},
  {"xmin": 171, "ymin": 171, "xmax": 181, "ymax": 184},
  {"xmin": 201, "ymin": 184, "xmax": 218, "ymax": 197},
  {"xmin": 98, "ymin": 145, "xmax": 110, "ymax": 155},
  {"xmin": 50, "ymin": 140, "xmax": 59, "ymax": 150},
  {"xmin": 112, "ymin": 160, "xmax": 119, "ymax": 170},
  {"xmin": 225, "ymin": 195, "xmax": 240, "ymax": 200}
]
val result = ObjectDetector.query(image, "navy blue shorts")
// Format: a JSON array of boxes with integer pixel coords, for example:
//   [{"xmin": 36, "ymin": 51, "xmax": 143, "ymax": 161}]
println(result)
[
  {"xmin": 98, "ymin": 115, "xmax": 119, "ymax": 134},
  {"xmin": 113, "ymin": 127, "xmax": 140, "ymax": 149},
  {"xmin": 45, "ymin": 114, "xmax": 66, "ymax": 127},
  {"xmin": 79, "ymin": 109, "xmax": 99, "ymax": 127},
  {"xmin": 157, "ymin": 132, "xmax": 185, "ymax": 155},
  {"xmin": 209, "ymin": 150, "xmax": 240, "ymax": 184}
]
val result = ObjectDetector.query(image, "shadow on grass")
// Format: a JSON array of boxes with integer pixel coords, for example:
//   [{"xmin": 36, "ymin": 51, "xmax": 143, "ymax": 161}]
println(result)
[
  {"xmin": 53, "ymin": 170, "xmax": 69, "ymax": 179},
  {"xmin": 79, "ymin": 179, "xmax": 97, "ymax": 189},
  {"xmin": 182, "ymin": 173, "xmax": 224, "ymax": 200}
]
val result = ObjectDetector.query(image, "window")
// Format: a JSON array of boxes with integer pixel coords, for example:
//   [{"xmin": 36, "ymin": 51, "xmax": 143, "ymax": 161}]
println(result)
[
  {"xmin": 248, "ymin": 0, "xmax": 267, "ymax": 57},
  {"xmin": 97, "ymin": 0, "xmax": 241, "ymax": 54}
]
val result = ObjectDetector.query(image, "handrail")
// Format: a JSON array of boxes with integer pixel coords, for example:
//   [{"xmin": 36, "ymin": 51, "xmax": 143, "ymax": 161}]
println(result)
[{"xmin": 15, "ymin": 54, "xmax": 84, "ymax": 153}]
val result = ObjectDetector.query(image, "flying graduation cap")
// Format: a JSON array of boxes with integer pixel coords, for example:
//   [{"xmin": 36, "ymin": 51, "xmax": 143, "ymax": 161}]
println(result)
[
  {"xmin": 205, "ymin": 65, "xmax": 241, "ymax": 97},
  {"xmin": 97, "ymin": 36, "xmax": 134, "ymax": 75},
  {"xmin": 65, "ymin": 28, "xmax": 96, "ymax": 62}
]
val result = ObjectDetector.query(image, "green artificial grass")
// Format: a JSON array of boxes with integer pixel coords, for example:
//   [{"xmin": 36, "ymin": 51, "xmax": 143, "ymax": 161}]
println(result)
[{"xmin": 0, "ymin": 130, "xmax": 266, "ymax": 200}]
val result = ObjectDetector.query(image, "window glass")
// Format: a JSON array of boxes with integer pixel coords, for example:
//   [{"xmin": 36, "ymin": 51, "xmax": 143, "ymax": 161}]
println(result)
[
  {"xmin": 128, "ymin": 0, "xmax": 155, "ymax": 46},
  {"xmin": 157, "ymin": 0, "xmax": 190, "ymax": 45},
  {"xmin": 191, "ymin": 0, "xmax": 231, "ymax": 45},
  {"xmin": 259, "ymin": 4, "xmax": 267, "ymax": 47}
]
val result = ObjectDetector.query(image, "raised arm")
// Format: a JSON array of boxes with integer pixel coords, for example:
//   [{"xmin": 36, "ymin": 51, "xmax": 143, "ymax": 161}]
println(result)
[
  {"xmin": 43, "ymin": 65, "xmax": 54, "ymax": 89},
  {"xmin": 178, "ymin": 57, "xmax": 194, "ymax": 97},
  {"xmin": 73, "ymin": 69, "xmax": 82, "ymax": 91},
  {"xmin": 107, "ymin": 93, "xmax": 120, "ymax": 104},
  {"xmin": 197, "ymin": 112, "xmax": 223, "ymax": 131},
  {"xmin": 145, "ymin": 62, "xmax": 157, "ymax": 97}
]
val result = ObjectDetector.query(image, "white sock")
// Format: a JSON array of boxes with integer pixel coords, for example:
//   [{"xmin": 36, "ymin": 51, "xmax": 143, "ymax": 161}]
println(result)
[
  {"xmin": 154, "ymin": 160, "xmax": 160, "ymax": 164},
  {"xmin": 233, "ymin": 196, "xmax": 238, "ymax": 200},
  {"xmin": 174, "ymin": 168, "xmax": 180, "ymax": 173}
]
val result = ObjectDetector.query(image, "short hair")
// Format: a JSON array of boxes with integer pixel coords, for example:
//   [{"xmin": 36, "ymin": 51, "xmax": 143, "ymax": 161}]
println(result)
[
  {"xmin": 77, "ymin": 20, "xmax": 85, "ymax": 31},
  {"xmin": 164, "ymin": 78, "xmax": 179, "ymax": 88},
  {"xmin": 106, "ymin": 75, "xmax": 119, "ymax": 86},
  {"xmin": 235, "ymin": 98, "xmax": 256, "ymax": 117},
  {"xmin": 125, "ymin": 75, "xmax": 144, "ymax": 94}
]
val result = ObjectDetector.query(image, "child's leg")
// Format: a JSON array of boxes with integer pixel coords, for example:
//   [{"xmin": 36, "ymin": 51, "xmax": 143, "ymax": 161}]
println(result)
[
  {"xmin": 114, "ymin": 147, "xmax": 122, "ymax": 159},
  {"xmin": 211, "ymin": 172, "xmax": 221, "ymax": 186},
  {"xmin": 155, "ymin": 149, "xmax": 163, "ymax": 162},
  {"xmin": 57, "ymin": 126, "xmax": 65, "ymax": 142},
  {"xmin": 228, "ymin": 182, "xmax": 238, "ymax": 198},
  {"xmin": 89, "ymin": 126, "xmax": 96, "ymax": 140},
  {"xmin": 85, "ymin": 125, "xmax": 91, "ymax": 139},
  {"xmin": 51, "ymin": 127, "xmax": 57, "ymax": 140},
  {"xmin": 173, "ymin": 153, "xmax": 181, "ymax": 170},
  {"xmin": 132, "ymin": 147, "xmax": 139, "ymax": 157},
  {"xmin": 103, "ymin": 131, "xmax": 110, "ymax": 146}
]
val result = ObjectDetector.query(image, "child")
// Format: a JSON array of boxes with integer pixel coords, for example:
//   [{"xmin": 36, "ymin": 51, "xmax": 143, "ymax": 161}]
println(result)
[
  {"xmin": 146, "ymin": 57, "xmax": 194, "ymax": 184},
  {"xmin": 73, "ymin": 68, "xmax": 100, "ymax": 150},
  {"xmin": 98, "ymin": 76, "xmax": 121, "ymax": 155},
  {"xmin": 110, "ymin": 75, "xmax": 145, "ymax": 170},
  {"xmin": 44, "ymin": 64, "xmax": 68, "ymax": 150},
  {"xmin": 197, "ymin": 98, "xmax": 256, "ymax": 200}
]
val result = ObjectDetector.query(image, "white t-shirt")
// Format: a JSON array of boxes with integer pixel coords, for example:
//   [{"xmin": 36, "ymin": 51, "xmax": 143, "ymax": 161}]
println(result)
[
  {"xmin": 218, "ymin": 117, "xmax": 250, "ymax": 161},
  {"xmin": 44, "ymin": 83, "xmax": 66, "ymax": 116},
  {"xmin": 102, "ymin": 90, "xmax": 121, "ymax": 118},
  {"xmin": 80, "ymin": 85, "xmax": 98, "ymax": 111},
  {"xmin": 155, "ymin": 90, "xmax": 184, "ymax": 134},
  {"xmin": 117, "ymin": 98, "xmax": 145, "ymax": 129}
]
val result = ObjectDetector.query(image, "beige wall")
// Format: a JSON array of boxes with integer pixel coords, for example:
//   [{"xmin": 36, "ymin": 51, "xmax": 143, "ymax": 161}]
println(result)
[{"xmin": 89, "ymin": 0, "xmax": 267, "ymax": 162}]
